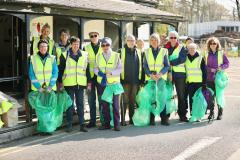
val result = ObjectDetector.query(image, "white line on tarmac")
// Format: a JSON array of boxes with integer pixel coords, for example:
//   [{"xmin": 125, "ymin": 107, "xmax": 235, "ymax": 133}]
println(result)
[
  {"xmin": 225, "ymin": 95, "xmax": 240, "ymax": 98},
  {"xmin": 0, "ymin": 131, "xmax": 83, "ymax": 158},
  {"xmin": 229, "ymin": 78, "xmax": 240, "ymax": 81},
  {"xmin": 0, "ymin": 132, "xmax": 66, "ymax": 154},
  {"xmin": 227, "ymin": 148, "xmax": 240, "ymax": 160},
  {"xmin": 172, "ymin": 137, "xmax": 222, "ymax": 160}
]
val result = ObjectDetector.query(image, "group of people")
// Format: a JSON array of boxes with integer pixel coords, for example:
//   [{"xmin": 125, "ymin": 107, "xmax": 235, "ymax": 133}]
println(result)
[{"xmin": 29, "ymin": 23, "xmax": 229, "ymax": 134}]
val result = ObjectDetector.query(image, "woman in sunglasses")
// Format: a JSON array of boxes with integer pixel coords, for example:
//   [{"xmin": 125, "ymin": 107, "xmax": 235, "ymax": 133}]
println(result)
[
  {"xmin": 205, "ymin": 37, "xmax": 229, "ymax": 120},
  {"xmin": 165, "ymin": 31, "xmax": 188, "ymax": 123},
  {"xmin": 94, "ymin": 37, "xmax": 123, "ymax": 131}
]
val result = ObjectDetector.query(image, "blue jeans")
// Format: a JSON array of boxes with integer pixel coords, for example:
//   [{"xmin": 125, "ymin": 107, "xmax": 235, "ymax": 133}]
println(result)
[
  {"xmin": 88, "ymin": 82, "xmax": 97, "ymax": 124},
  {"xmin": 65, "ymin": 86, "xmax": 85, "ymax": 127}
]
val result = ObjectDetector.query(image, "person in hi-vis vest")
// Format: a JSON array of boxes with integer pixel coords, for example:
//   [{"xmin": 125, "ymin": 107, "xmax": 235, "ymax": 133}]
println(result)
[
  {"xmin": 143, "ymin": 33, "xmax": 170, "ymax": 126},
  {"xmin": 165, "ymin": 31, "xmax": 188, "ymax": 122},
  {"xmin": 54, "ymin": 28, "xmax": 71, "ymax": 65},
  {"xmin": 205, "ymin": 37, "xmax": 229, "ymax": 120},
  {"xmin": 83, "ymin": 31, "xmax": 102, "ymax": 128},
  {"xmin": 31, "ymin": 23, "xmax": 55, "ymax": 55},
  {"xmin": 120, "ymin": 35, "xmax": 144, "ymax": 126},
  {"xmin": 29, "ymin": 39, "xmax": 58, "ymax": 93},
  {"xmin": 58, "ymin": 36, "xmax": 91, "ymax": 133},
  {"xmin": 94, "ymin": 37, "xmax": 123, "ymax": 131},
  {"xmin": 185, "ymin": 43, "xmax": 207, "ymax": 120},
  {"xmin": 28, "ymin": 40, "xmax": 58, "ymax": 135}
]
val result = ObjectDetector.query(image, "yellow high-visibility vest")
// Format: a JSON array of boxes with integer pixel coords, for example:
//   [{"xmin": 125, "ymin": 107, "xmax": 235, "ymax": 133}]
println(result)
[
  {"xmin": 205, "ymin": 50, "xmax": 223, "ymax": 66},
  {"xmin": 55, "ymin": 43, "xmax": 70, "ymax": 65},
  {"xmin": 185, "ymin": 55, "xmax": 203, "ymax": 83},
  {"xmin": 30, "ymin": 54, "xmax": 57, "ymax": 91},
  {"xmin": 84, "ymin": 43, "xmax": 102, "ymax": 78},
  {"xmin": 32, "ymin": 36, "xmax": 54, "ymax": 55},
  {"xmin": 120, "ymin": 48, "xmax": 142, "ymax": 80},
  {"xmin": 168, "ymin": 45, "xmax": 186, "ymax": 73},
  {"xmin": 145, "ymin": 47, "xmax": 168, "ymax": 81},
  {"xmin": 63, "ymin": 51, "xmax": 88, "ymax": 87},
  {"xmin": 96, "ymin": 52, "xmax": 120, "ymax": 84}
]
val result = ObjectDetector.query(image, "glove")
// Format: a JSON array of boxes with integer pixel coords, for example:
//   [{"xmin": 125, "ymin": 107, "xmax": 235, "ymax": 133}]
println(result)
[
  {"xmin": 101, "ymin": 74, "xmax": 107, "ymax": 87},
  {"xmin": 46, "ymin": 86, "xmax": 52, "ymax": 92},
  {"xmin": 58, "ymin": 83, "xmax": 64, "ymax": 92},
  {"xmin": 86, "ymin": 82, "xmax": 92, "ymax": 94},
  {"xmin": 202, "ymin": 84, "xmax": 207, "ymax": 91},
  {"xmin": 38, "ymin": 87, "xmax": 44, "ymax": 93},
  {"xmin": 98, "ymin": 71, "xmax": 105, "ymax": 77}
]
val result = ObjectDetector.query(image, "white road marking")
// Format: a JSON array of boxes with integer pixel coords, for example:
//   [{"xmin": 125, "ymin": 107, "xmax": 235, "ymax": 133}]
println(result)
[
  {"xmin": 0, "ymin": 132, "xmax": 66, "ymax": 153},
  {"xmin": 225, "ymin": 95, "xmax": 240, "ymax": 98},
  {"xmin": 172, "ymin": 137, "xmax": 222, "ymax": 160},
  {"xmin": 229, "ymin": 78, "xmax": 240, "ymax": 81},
  {"xmin": 0, "ymin": 131, "xmax": 83, "ymax": 158},
  {"xmin": 227, "ymin": 148, "xmax": 240, "ymax": 160}
]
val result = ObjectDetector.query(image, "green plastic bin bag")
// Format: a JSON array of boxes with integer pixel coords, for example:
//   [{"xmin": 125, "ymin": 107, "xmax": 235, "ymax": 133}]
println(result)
[
  {"xmin": 190, "ymin": 88, "xmax": 209, "ymax": 122},
  {"xmin": 134, "ymin": 79, "xmax": 168, "ymax": 126},
  {"xmin": 55, "ymin": 90, "xmax": 72, "ymax": 128},
  {"xmin": 101, "ymin": 83, "xmax": 124, "ymax": 127},
  {"xmin": 28, "ymin": 91, "xmax": 57, "ymax": 133},
  {"xmin": 132, "ymin": 108, "xmax": 150, "ymax": 126},
  {"xmin": 148, "ymin": 80, "xmax": 167, "ymax": 116},
  {"xmin": 28, "ymin": 91, "xmax": 72, "ymax": 133},
  {"xmin": 215, "ymin": 71, "xmax": 228, "ymax": 108},
  {"xmin": 165, "ymin": 81, "xmax": 177, "ymax": 115}
]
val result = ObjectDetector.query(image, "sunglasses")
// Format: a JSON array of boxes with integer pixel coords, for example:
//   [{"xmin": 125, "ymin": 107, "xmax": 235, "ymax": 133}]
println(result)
[
  {"xmin": 101, "ymin": 44, "xmax": 110, "ymax": 47},
  {"xmin": 39, "ymin": 45, "xmax": 48, "ymax": 48},
  {"xmin": 210, "ymin": 43, "xmax": 217, "ymax": 45},
  {"xmin": 90, "ymin": 35, "xmax": 98, "ymax": 38},
  {"xmin": 170, "ymin": 37, "xmax": 177, "ymax": 39}
]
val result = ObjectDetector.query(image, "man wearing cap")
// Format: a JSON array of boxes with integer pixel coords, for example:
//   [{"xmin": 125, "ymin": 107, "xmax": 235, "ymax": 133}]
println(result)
[
  {"xmin": 120, "ymin": 35, "xmax": 143, "ymax": 126},
  {"xmin": 94, "ymin": 37, "xmax": 123, "ymax": 131},
  {"xmin": 165, "ymin": 31, "xmax": 188, "ymax": 122},
  {"xmin": 83, "ymin": 31, "xmax": 103, "ymax": 128}
]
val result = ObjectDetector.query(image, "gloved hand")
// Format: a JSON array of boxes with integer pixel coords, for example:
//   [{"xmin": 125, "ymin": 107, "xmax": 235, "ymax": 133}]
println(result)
[
  {"xmin": 46, "ymin": 86, "xmax": 52, "ymax": 92},
  {"xmin": 58, "ymin": 83, "xmax": 64, "ymax": 92},
  {"xmin": 98, "ymin": 71, "xmax": 105, "ymax": 77},
  {"xmin": 86, "ymin": 82, "xmax": 92, "ymax": 94},
  {"xmin": 101, "ymin": 74, "xmax": 107, "ymax": 87},
  {"xmin": 202, "ymin": 84, "xmax": 207, "ymax": 91},
  {"xmin": 38, "ymin": 87, "xmax": 44, "ymax": 93}
]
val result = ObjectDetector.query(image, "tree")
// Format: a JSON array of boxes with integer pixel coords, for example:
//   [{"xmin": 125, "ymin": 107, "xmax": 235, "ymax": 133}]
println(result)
[{"xmin": 236, "ymin": 0, "xmax": 240, "ymax": 20}]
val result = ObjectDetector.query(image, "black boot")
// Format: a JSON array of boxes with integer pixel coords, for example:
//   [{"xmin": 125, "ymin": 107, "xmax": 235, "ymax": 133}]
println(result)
[
  {"xmin": 86, "ymin": 122, "xmax": 96, "ymax": 128},
  {"xmin": 217, "ymin": 107, "xmax": 223, "ymax": 120},
  {"xmin": 150, "ymin": 114, "xmax": 155, "ymax": 126},
  {"xmin": 98, "ymin": 123, "xmax": 111, "ymax": 130},
  {"xmin": 161, "ymin": 117, "xmax": 170, "ymax": 126},
  {"xmin": 208, "ymin": 110, "xmax": 214, "ymax": 122},
  {"xmin": 179, "ymin": 116, "xmax": 189, "ymax": 122},
  {"xmin": 80, "ymin": 124, "xmax": 88, "ymax": 132}
]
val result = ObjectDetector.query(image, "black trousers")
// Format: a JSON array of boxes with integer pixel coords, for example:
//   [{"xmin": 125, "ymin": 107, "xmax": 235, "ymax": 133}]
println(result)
[
  {"xmin": 173, "ymin": 77, "xmax": 188, "ymax": 118},
  {"xmin": 207, "ymin": 81, "xmax": 219, "ymax": 110},
  {"xmin": 187, "ymin": 82, "xmax": 202, "ymax": 112},
  {"xmin": 150, "ymin": 106, "xmax": 170, "ymax": 123}
]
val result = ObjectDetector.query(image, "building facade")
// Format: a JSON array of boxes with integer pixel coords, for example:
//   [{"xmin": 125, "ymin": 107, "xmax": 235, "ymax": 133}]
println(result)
[{"xmin": 0, "ymin": 0, "xmax": 183, "ymax": 126}]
